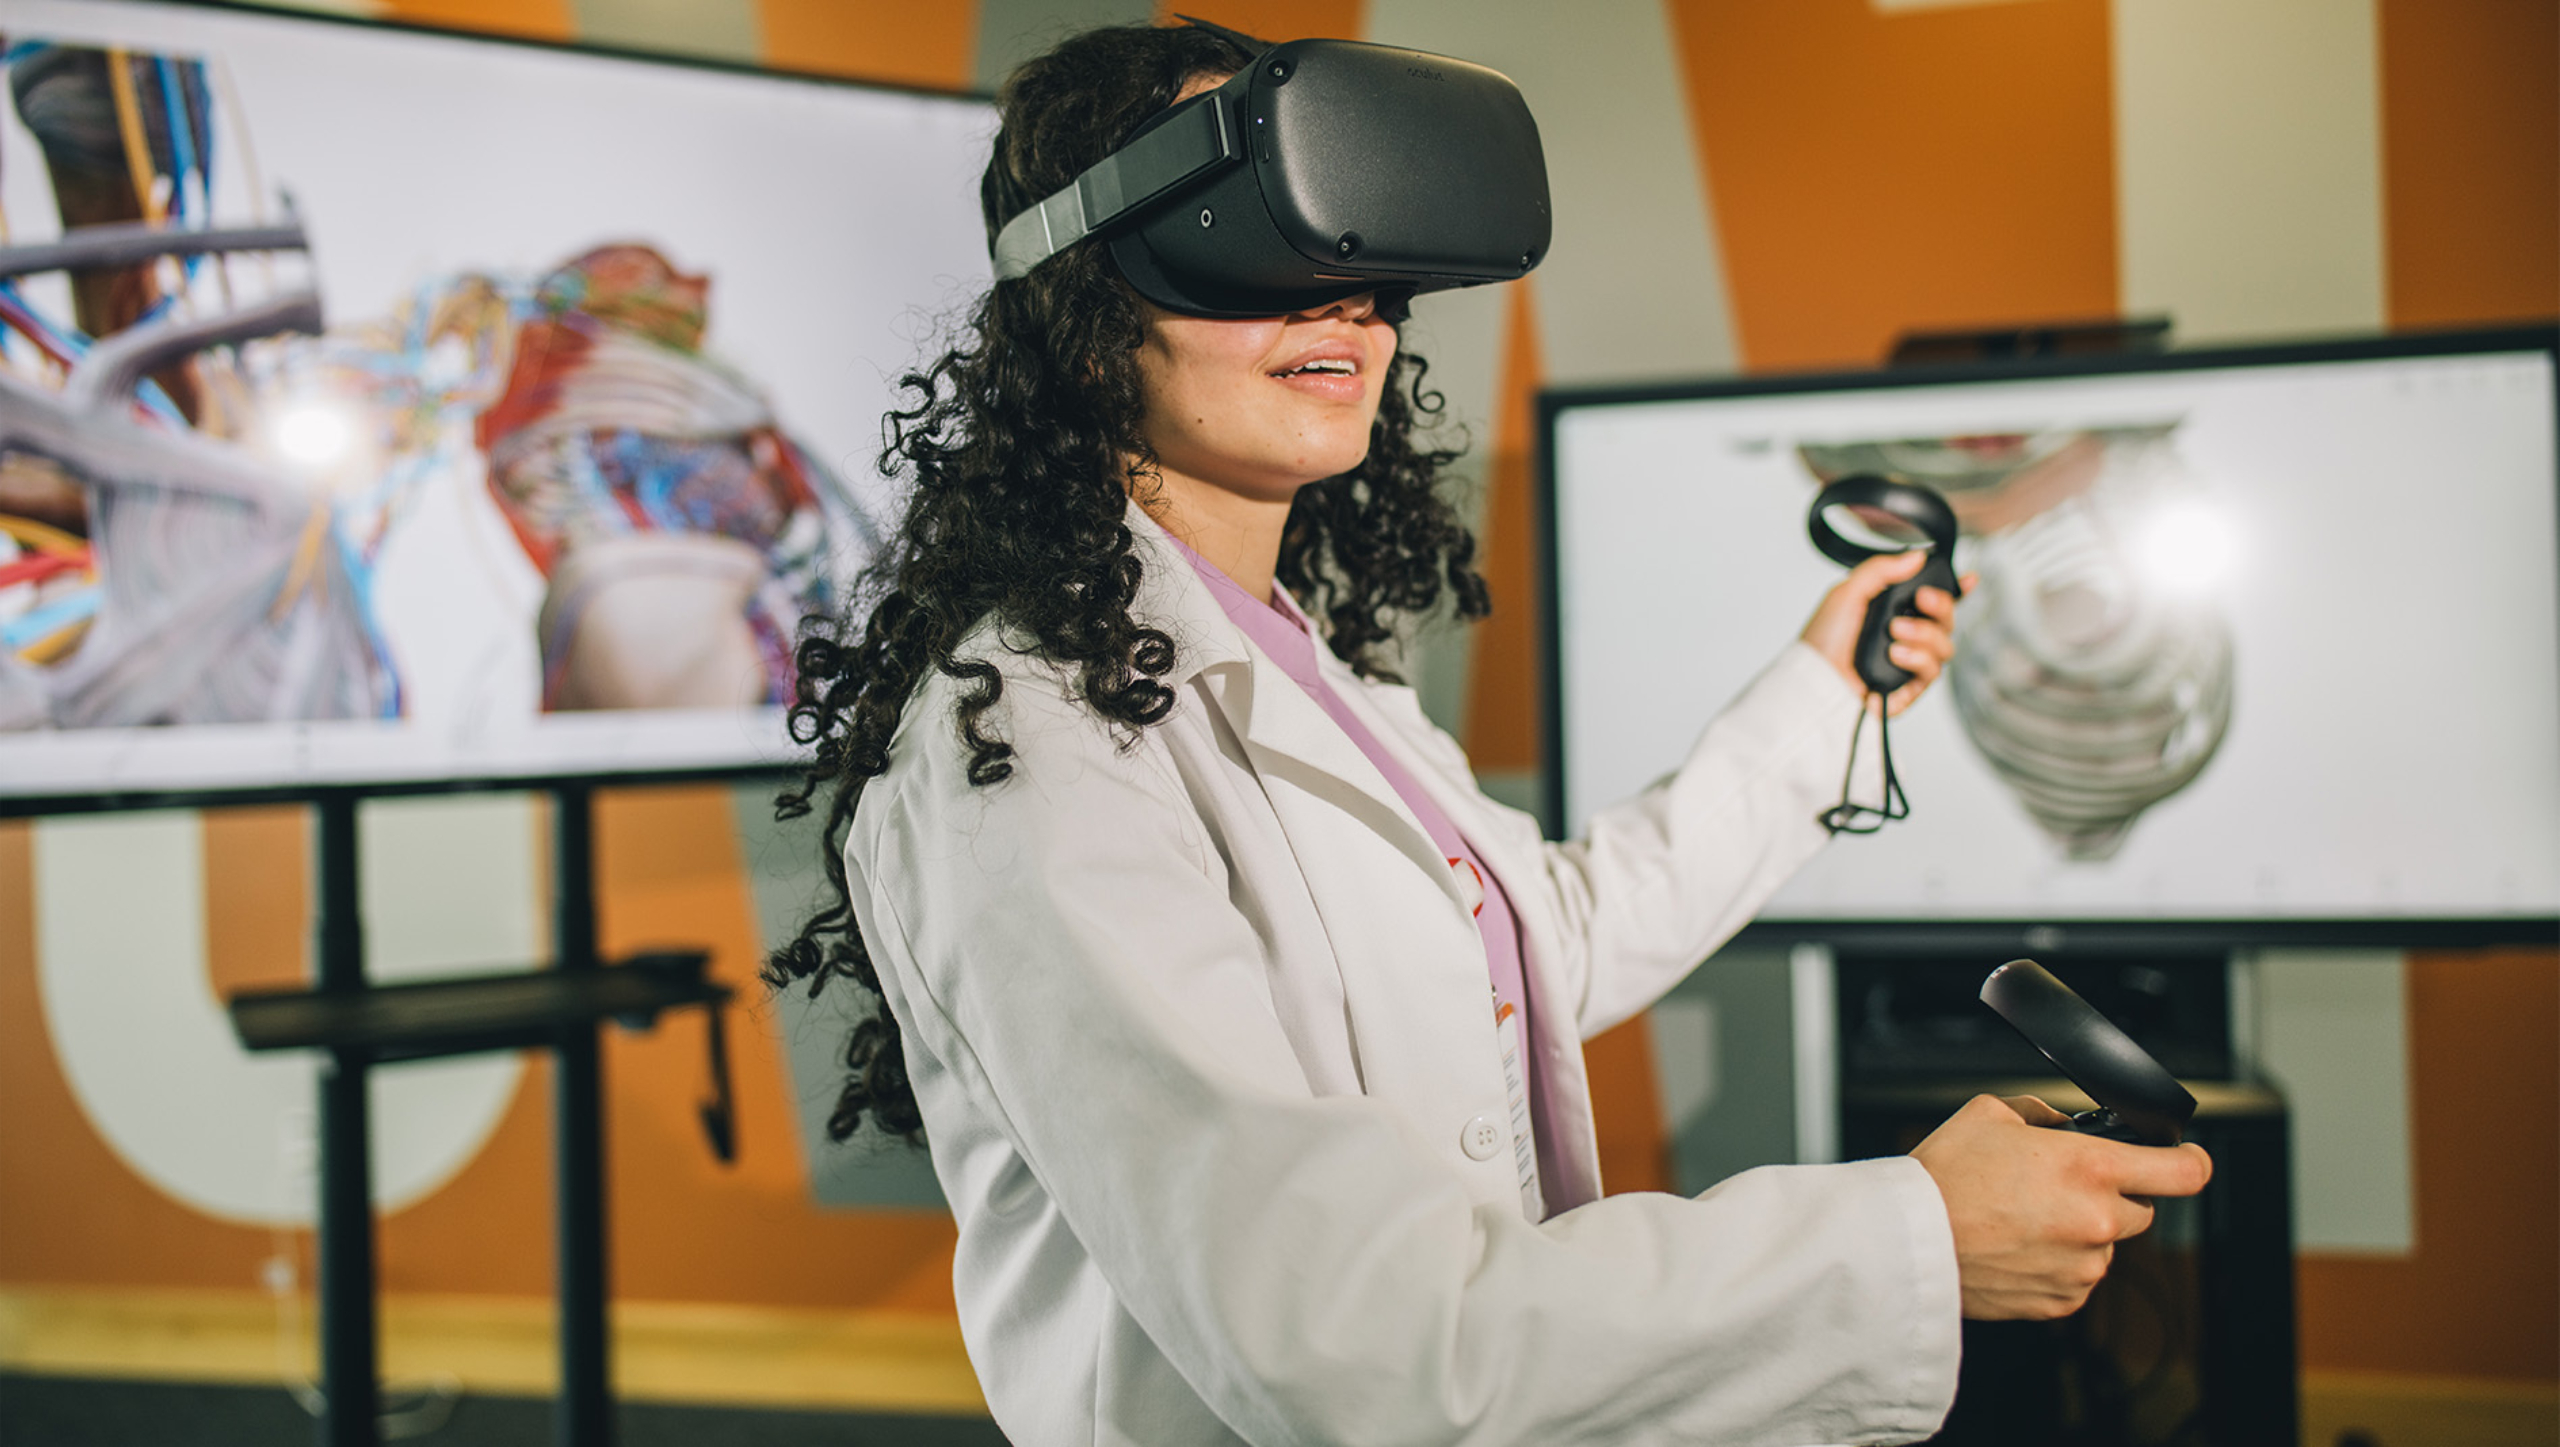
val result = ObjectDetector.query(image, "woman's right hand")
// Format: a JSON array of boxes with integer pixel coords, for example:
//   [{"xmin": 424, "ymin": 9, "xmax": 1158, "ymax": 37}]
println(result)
[
  {"xmin": 1910, "ymin": 1093, "xmax": 2214, "ymax": 1320},
  {"xmin": 1797, "ymin": 550, "xmax": 1969, "ymax": 717}
]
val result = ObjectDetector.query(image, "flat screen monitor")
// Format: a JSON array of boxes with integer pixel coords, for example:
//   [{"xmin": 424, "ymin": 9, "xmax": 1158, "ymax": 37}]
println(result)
[
  {"xmin": 1543, "ymin": 329, "xmax": 2560, "ymax": 944},
  {"xmin": 0, "ymin": 0, "xmax": 994, "ymax": 809}
]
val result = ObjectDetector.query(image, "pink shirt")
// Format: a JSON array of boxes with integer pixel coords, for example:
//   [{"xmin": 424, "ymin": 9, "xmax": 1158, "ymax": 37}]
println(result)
[{"xmin": 1170, "ymin": 538, "xmax": 1549, "ymax": 1215}]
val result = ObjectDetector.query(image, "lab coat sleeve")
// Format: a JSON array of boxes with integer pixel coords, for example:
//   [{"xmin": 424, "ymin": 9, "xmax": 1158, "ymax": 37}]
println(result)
[
  {"xmin": 1547, "ymin": 641, "xmax": 1864, "ymax": 1035},
  {"xmin": 1374, "ymin": 639, "xmax": 1864, "ymax": 1038},
  {"xmin": 850, "ymin": 659, "xmax": 1954, "ymax": 1447}
]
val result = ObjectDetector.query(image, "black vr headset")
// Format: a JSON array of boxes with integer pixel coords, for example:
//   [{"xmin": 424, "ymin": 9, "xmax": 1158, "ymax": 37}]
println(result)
[{"xmin": 991, "ymin": 33, "xmax": 1553, "ymax": 317}]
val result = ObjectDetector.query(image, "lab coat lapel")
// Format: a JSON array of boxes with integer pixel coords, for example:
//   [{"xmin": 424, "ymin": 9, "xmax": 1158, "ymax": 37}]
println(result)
[
  {"xmin": 1202, "ymin": 651, "xmax": 1500, "ymax": 1123},
  {"xmin": 1129, "ymin": 509, "xmax": 1506, "ymax": 1163},
  {"xmin": 1125, "ymin": 504, "xmax": 1467, "ymax": 916},
  {"xmin": 1226, "ymin": 672, "xmax": 1458, "ymax": 902}
]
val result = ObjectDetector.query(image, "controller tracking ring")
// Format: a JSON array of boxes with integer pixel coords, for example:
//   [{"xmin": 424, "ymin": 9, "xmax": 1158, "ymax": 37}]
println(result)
[{"xmin": 1806, "ymin": 472, "xmax": 1959, "ymax": 569}]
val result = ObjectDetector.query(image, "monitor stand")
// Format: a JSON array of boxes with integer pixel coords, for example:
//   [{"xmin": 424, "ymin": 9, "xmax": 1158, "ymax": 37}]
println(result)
[{"xmin": 225, "ymin": 784, "xmax": 733, "ymax": 1447}]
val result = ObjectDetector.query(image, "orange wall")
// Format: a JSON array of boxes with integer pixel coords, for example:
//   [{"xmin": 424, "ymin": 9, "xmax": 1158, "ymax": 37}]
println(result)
[
  {"xmin": 376, "ymin": 0, "xmax": 574, "ymax": 43},
  {"xmin": 2296, "ymin": 950, "xmax": 2559, "ymax": 1381},
  {"xmin": 758, "ymin": 0, "xmax": 977, "ymax": 90},
  {"xmin": 1667, "ymin": 0, "xmax": 2120, "ymax": 371},
  {"xmin": 2378, "ymin": 0, "xmax": 2560, "ymax": 329}
]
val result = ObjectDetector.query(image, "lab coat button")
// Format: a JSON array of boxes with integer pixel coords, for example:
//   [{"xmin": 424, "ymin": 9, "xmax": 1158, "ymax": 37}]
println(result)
[{"xmin": 1460, "ymin": 1113, "xmax": 1502, "ymax": 1161}]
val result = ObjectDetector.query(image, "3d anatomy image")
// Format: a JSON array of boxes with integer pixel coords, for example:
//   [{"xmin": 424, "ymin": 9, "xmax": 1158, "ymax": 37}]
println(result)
[
  {"xmin": 0, "ymin": 38, "xmax": 876, "ymax": 743},
  {"xmin": 1800, "ymin": 427, "xmax": 2235, "ymax": 859}
]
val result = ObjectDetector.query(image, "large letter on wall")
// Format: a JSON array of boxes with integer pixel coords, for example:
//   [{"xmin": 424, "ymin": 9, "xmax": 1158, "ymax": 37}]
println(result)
[{"xmin": 33, "ymin": 803, "xmax": 529, "ymax": 1225}]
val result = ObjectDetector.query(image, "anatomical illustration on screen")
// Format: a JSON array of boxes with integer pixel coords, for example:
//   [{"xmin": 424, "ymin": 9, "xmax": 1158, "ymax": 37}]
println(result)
[
  {"xmin": 0, "ymin": 35, "xmax": 884, "ymax": 752},
  {"xmin": 1797, "ymin": 427, "xmax": 2235, "ymax": 860}
]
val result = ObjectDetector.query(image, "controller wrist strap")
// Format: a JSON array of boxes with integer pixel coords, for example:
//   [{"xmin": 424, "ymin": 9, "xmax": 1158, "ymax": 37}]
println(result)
[{"xmin": 1820, "ymin": 691, "xmax": 1909, "ymax": 834}]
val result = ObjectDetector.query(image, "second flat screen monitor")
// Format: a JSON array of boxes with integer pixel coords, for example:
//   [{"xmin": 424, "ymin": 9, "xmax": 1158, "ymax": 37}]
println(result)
[{"xmin": 1545, "ymin": 334, "xmax": 2560, "ymax": 930}]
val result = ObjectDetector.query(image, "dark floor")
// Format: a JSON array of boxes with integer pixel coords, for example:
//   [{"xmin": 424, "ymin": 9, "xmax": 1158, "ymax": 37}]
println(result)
[{"xmin": 0, "ymin": 1373, "xmax": 1013, "ymax": 1446}]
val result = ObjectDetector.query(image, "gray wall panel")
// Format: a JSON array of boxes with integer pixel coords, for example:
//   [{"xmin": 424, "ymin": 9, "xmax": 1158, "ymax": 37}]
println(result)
[
  {"xmin": 1368, "ymin": 0, "xmax": 1739, "ymax": 386},
  {"xmin": 574, "ymin": 0, "xmax": 762, "ymax": 65},
  {"xmin": 973, "ymin": 0, "xmax": 1156, "ymax": 92}
]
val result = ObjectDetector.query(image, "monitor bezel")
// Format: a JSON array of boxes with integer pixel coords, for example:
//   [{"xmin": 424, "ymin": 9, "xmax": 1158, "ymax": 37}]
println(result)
[
  {"xmin": 0, "ymin": 0, "xmax": 996, "ymax": 818},
  {"xmin": 1536, "ymin": 322, "xmax": 2560, "ymax": 950}
]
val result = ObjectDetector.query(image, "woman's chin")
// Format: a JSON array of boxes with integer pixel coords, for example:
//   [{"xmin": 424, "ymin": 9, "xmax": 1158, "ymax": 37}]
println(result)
[
  {"xmin": 1155, "ymin": 441, "xmax": 1375, "ymax": 503},
  {"xmin": 1288, "ymin": 429, "xmax": 1380, "ymax": 485}
]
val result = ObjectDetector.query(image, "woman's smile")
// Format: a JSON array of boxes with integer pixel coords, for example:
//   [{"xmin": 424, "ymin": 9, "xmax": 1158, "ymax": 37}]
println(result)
[{"xmin": 1263, "ymin": 333, "xmax": 1371, "ymax": 403}]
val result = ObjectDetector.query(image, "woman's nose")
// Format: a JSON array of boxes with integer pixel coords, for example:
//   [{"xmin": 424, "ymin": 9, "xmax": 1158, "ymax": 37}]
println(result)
[{"xmin": 1296, "ymin": 291, "xmax": 1377, "ymax": 322}]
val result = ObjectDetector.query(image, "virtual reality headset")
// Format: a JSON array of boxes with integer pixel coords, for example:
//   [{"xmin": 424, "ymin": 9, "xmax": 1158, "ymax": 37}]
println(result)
[{"xmin": 991, "ymin": 36, "xmax": 1552, "ymax": 318}]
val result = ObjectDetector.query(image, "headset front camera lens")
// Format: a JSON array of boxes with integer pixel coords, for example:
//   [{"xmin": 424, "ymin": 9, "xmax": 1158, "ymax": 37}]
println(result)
[
  {"xmin": 1268, "ymin": 58, "xmax": 1291, "ymax": 80},
  {"xmin": 1336, "ymin": 232, "xmax": 1362, "ymax": 259}
]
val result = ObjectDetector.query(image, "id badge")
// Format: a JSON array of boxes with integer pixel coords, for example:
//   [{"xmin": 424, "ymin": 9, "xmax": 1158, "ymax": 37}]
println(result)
[{"xmin": 1495, "ymin": 996, "xmax": 1544, "ymax": 1222}]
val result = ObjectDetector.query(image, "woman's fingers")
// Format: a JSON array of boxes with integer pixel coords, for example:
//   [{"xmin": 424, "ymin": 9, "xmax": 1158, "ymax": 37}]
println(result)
[
  {"xmin": 1883, "ymin": 609, "xmax": 1952, "ymax": 714},
  {"xmin": 1808, "ymin": 559, "xmax": 1975, "ymax": 714},
  {"xmin": 2115, "ymin": 1140, "xmax": 2216, "ymax": 1200},
  {"xmin": 2109, "ymin": 1191, "xmax": 2158, "ymax": 1241},
  {"xmin": 1845, "ymin": 546, "xmax": 1930, "ymax": 601},
  {"xmin": 1880, "ymin": 573, "xmax": 1976, "ymax": 715},
  {"xmin": 1800, "ymin": 550, "xmax": 1927, "ymax": 695}
]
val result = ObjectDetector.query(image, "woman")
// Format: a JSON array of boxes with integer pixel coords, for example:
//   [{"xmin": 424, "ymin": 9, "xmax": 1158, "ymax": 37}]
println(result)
[{"xmin": 774, "ymin": 22, "xmax": 2209, "ymax": 1446}]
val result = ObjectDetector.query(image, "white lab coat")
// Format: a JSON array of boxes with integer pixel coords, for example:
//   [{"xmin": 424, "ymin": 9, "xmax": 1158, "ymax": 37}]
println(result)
[{"xmin": 845, "ymin": 504, "xmax": 1962, "ymax": 1446}]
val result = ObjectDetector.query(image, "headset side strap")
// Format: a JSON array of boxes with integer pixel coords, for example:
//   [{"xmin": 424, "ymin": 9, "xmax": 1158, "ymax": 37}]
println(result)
[{"xmin": 991, "ymin": 95, "xmax": 1242, "ymax": 281}]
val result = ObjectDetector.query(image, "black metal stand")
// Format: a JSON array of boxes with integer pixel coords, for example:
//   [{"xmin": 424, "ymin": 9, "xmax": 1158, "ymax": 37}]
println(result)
[
  {"xmin": 552, "ymin": 783, "xmax": 610, "ymax": 1447},
  {"xmin": 229, "ymin": 786, "xmax": 733, "ymax": 1447},
  {"xmin": 313, "ymin": 795, "xmax": 377, "ymax": 1447}
]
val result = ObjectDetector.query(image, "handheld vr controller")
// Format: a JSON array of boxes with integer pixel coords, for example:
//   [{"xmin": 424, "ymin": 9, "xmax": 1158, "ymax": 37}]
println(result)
[
  {"xmin": 1805, "ymin": 474, "xmax": 1962, "ymax": 696},
  {"xmin": 1979, "ymin": 959, "xmax": 2198, "ymax": 1147}
]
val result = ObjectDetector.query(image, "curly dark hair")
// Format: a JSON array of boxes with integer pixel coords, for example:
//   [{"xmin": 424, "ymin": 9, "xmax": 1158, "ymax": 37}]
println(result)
[{"xmin": 765, "ymin": 21, "xmax": 1492, "ymax": 1145}]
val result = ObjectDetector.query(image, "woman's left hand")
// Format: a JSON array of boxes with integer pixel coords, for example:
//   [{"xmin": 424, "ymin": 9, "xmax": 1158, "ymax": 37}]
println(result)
[{"xmin": 1798, "ymin": 551, "xmax": 1974, "ymax": 717}]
